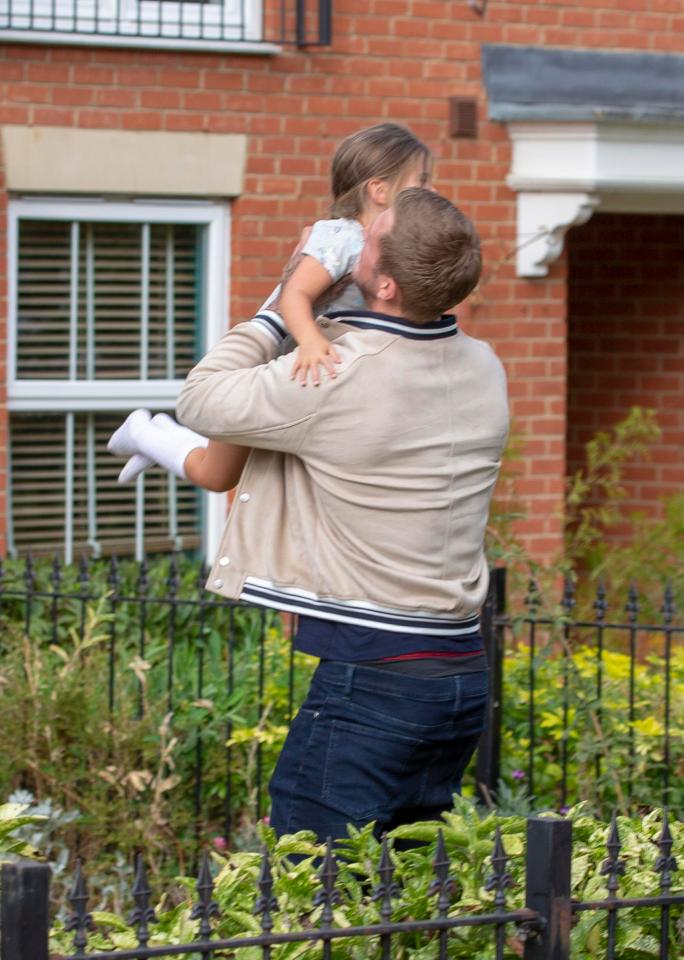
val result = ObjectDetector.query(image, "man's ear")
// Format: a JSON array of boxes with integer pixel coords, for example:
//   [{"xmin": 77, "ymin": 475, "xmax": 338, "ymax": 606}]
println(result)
[
  {"xmin": 366, "ymin": 177, "xmax": 390, "ymax": 208},
  {"xmin": 376, "ymin": 274, "xmax": 397, "ymax": 303}
]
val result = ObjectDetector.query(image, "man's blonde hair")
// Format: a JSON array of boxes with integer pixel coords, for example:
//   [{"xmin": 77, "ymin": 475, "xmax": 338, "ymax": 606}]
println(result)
[
  {"xmin": 378, "ymin": 188, "xmax": 482, "ymax": 325},
  {"xmin": 330, "ymin": 123, "xmax": 430, "ymax": 219}
]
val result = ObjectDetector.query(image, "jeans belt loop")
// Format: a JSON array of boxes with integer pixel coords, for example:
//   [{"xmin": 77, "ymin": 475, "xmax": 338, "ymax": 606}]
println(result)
[{"xmin": 342, "ymin": 663, "xmax": 355, "ymax": 698}]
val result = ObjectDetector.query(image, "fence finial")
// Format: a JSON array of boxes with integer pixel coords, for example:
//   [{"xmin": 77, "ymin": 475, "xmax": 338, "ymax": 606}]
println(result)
[
  {"xmin": 372, "ymin": 833, "xmax": 399, "ymax": 922},
  {"xmin": 129, "ymin": 853, "xmax": 157, "ymax": 947},
  {"xmin": 51, "ymin": 552, "xmax": 63, "ymax": 589},
  {"xmin": 662, "ymin": 581, "xmax": 675, "ymax": 624},
  {"xmin": 524, "ymin": 579, "xmax": 541, "ymax": 617},
  {"xmin": 314, "ymin": 838, "xmax": 341, "ymax": 924},
  {"xmin": 167, "ymin": 551, "xmax": 179, "ymax": 597},
  {"xmin": 190, "ymin": 850, "xmax": 220, "ymax": 939},
  {"xmin": 428, "ymin": 829, "xmax": 454, "ymax": 914},
  {"xmin": 561, "ymin": 575, "xmax": 576, "ymax": 614},
  {"xmin": 78, "ymin": 553, "xmax": 91, "ymax": 591},
  {"xmin": 254, "ymin": 845, "xmax": 278, "ymax": 933},
  {"xmin": 485, "ymin": 825, "xmax": 513, "ymax": 909},
  {"xmin": 625, "ymin": 583, "xmax": 640, "ymax": 622},
  {"xmin": 137, "ymin": 556, "xmax": 149, "ymax": 597},
  {"xmin": 24, "ymin": 552, "xmax": 35, "ymax": 591},
  {"xmin": 65, "ymin": 859, "xmax": 94, "ymax": 955},
  {"xmin": 655, "ymin": 810, "xmax": 677, "ymax": 892},
  {"xmin": 107, "ymin": 554, "xmax": 121, "ymax": 593},
  {"xmin": 601, "ymin": 812, "xmax": 626, "ymax": 896},
  {"xmin": 197, "ymin": 559, "xmax": 209, "ymax": 592},
  {"xmin": 593, "ymin": 580, "xmax": 608, "ymax": 621}
]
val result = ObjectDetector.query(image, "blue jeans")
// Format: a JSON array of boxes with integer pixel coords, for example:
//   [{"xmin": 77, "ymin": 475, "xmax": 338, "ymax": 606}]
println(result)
[{"xmin": 269, "ymin": 660, "xmax": 488, "ymax": 841}]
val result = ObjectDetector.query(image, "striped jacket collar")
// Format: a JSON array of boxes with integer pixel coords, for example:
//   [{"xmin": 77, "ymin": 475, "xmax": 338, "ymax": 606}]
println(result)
[{"xmin": 324, "ymin": 309, "xmax": 458, "ymax": 340}]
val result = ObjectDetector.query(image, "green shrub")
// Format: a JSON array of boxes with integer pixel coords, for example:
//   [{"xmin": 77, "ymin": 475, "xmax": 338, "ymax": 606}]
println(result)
[
  {"xmin": 501, "ymin": 640, "xmax": 684, "ymax": 818},
  {"xmin": 0, "ymin": 800, "xmax": 44, "ymax": 861},
  {"xmin": 48, "ymin": 800, "xmax": 684, "ymax": 960},
  {"xmin": 0, "ymin": 555, "xmax": 314, "ymax": 881},
  {"xmin": 490, "ymin": 407, "xmax": 684, "ymax": 618}
]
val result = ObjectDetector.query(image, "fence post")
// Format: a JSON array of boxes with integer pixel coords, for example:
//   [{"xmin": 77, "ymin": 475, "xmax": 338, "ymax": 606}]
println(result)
[
  {"xmin": 1, "ymin": 860, "xmax": 50, "ymax": 960},
  {"xmin": 476, "ymin": 566, "xmax": 506, "ymax": 803},
  {"xmin": 523, "ymin": 817, "xmax": 572, "ymax": 960}
]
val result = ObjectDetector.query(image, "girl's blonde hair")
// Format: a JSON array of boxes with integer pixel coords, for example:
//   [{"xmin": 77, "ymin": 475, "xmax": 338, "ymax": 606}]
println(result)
[{"xmin": 330, "ymin": 123, "xmax": 430, "ymax": 219}]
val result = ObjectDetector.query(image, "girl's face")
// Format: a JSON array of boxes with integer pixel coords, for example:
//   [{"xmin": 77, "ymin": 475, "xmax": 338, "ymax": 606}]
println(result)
[
  {"xmin": 361, "ymin": 154, "xmax": 433, "ymax": 226},
  {"xmin": 392, "ymin": 153, "xmax": 433, "ymax": 194}
]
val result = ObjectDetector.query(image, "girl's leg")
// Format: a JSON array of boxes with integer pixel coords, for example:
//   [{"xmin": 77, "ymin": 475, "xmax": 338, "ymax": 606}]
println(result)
[
  {"xmin": 108, "ymin": 411, "xmax": 250, "ymax": 492},
  {"xmin": 184, "ymin": 441, "xmax": 250, "ymax": 492},
  {"xmin": 108, "ymin": 411, "xmax": 208, "ymax": 484}
]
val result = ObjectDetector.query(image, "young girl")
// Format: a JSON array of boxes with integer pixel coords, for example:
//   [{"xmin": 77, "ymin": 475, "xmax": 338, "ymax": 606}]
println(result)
[{"xmin": 107, "ymin": 123, "xmax": 431, "ymax": 490}]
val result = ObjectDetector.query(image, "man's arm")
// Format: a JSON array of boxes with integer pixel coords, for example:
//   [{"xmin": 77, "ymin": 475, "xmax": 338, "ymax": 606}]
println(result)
[{"xmin": 176, "ymin": 319, "xmax": 331, "ymax": 455}]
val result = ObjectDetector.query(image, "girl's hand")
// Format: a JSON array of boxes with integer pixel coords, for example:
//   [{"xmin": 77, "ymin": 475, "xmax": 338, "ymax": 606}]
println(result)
[{"xmin": 290, "ymin": 332, "xmax": 342, "ymax": 386}]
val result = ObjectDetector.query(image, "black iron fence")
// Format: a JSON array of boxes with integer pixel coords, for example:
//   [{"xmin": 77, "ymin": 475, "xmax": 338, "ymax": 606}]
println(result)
[
  {"xmin": 0, "ymin": 0, "xmax": 332, "ymax": 49},
  {"xmin": 476, "ymin": 569, "xmax": 684, "ymax": 817},
  {"xmin": 0, "ymin": 553, "xmax": 300, "ymax": 853},
  {"xmin": 2, "ymin": 814, "xmax": 683, "ymax": 959},
  {"xmin": 0, "ymin": 555, "xmax": 682, "ymax": 856}
]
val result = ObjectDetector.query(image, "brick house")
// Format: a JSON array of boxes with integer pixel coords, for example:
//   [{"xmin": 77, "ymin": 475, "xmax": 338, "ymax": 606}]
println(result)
[{"xmin": 0, "ymin": 0, "xmax": 682, "ymax": 563}]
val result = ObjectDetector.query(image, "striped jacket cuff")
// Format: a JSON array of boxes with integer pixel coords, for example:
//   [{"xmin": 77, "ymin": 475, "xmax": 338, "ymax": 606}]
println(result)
[{"xmin": 250, "ymin": 309, "xmax": 287, "ymax": 345}]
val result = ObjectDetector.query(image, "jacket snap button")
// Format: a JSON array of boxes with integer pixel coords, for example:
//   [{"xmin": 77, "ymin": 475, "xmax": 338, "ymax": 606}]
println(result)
[
  {"xmin": 219, "ymin": 556, "xmax": 230, "ymax": 566},
  {"xmin": 213, "ymin": 578, "xmax": 224, "ymax": 589},
  {"xmin": 239, "ymin": 493, "xmax": 250, "ymax": 502}
]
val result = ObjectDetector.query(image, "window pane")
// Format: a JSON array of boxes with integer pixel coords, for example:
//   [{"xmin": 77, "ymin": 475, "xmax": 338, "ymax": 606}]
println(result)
[
  {"xmin": 10, "ymin": 412, "xmax": 202, "ymax": 558},
  {"xmin": 82, "ymin": 222, "xmax": 142, "ymax": 380},
  {"xmin": 148, "ymin": 223, "xmax": 201, "ymax": 379},
  {"xmin": 16, "ymin": 220, "xmax": 73, "ymax": 380},
  {"xmin": 16, "ymin": 220, "xmax": 202, "ymax": 381}
]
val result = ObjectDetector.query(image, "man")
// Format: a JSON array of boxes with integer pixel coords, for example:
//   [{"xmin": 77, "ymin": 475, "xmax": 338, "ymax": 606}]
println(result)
[{"xmin": 176, "ymin": 188, "xmax": 509, "ymax": 841}]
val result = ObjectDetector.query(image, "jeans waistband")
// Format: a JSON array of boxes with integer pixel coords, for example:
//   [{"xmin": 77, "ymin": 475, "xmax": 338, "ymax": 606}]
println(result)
[{"xmin": 314, "ymin": 658, "xmax": 488, "ymax": 701}]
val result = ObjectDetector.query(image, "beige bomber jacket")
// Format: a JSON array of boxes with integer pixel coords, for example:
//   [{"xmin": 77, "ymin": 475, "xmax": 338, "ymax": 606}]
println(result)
[{"xmin": 175, "ymin": 309, "xmax": 509, "ymax": 637}]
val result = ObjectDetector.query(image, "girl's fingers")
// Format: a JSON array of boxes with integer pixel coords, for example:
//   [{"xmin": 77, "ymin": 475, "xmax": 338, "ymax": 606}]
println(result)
[
  {"xmin": 294, "ymin": 348, "xmax": 340, "ymax": 386},
  {"xmin": 322, "ymin": 356, "xmax": 337, "ymax": 378}
]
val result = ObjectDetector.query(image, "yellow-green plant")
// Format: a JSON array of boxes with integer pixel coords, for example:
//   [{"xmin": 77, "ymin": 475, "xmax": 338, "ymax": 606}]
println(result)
[
  {"xmin": 49, "ymin": 800, "xmax": 684, "ymax": 960},
  {"xmin": 501, "ymin": 641, "xmax": 684, "ymax": 817},
  {"xmin": 0, "ymin": 801, "xmax": 44, "ymax": 860}
]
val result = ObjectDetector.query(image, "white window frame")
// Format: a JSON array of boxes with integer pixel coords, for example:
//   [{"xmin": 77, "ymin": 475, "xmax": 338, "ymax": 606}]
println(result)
[
  {"xmin": 0, "ymin": 0, "xmax": 272, "ymax": 51},
  {"xmin": 7, "ymin": 196, "xmax": 229, "ymax": 563}
]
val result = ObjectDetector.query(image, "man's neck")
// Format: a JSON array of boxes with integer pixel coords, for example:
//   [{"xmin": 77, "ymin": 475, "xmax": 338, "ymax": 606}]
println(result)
[{"xmin": 362, "ymin": 297, "xmax": 405, "ymax": 318}]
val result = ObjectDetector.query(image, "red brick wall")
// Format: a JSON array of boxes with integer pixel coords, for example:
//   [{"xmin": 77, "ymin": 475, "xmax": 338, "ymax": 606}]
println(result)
[
  {"xmin": 1, "ymin": 0, "xmax": 683, "ymax": 560},
  {"xmin": 567, "ymin": 212, "xmax": 684, "ymax": 538}
]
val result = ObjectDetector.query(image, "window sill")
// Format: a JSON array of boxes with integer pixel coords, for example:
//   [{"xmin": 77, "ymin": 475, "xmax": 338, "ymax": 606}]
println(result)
[
  {"xmin": 8, "ymin": 379, "xmax": 185, "ymax": 412},
  {"xmin": 0, "ymin": 28, "xmax": 282, "ymax": 54}
]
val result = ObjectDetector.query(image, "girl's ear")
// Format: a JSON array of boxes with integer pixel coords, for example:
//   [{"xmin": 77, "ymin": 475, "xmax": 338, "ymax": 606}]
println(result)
[{"xmin": 366, "ymin": 177, "xmax": 390, "ymax": 209}]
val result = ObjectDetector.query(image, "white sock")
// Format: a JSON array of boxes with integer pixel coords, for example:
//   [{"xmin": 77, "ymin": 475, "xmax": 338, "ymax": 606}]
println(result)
[
  {"xmin": 116, "ymin": 414, "xmax": 208, "ymax": 484},
  {"xmin": 117, "ymin": 453, "xmax": 155, "ymax": 485},
  {"xmin": 107, "ymin": 409, "xmax": 152, "ymax": 457}
]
